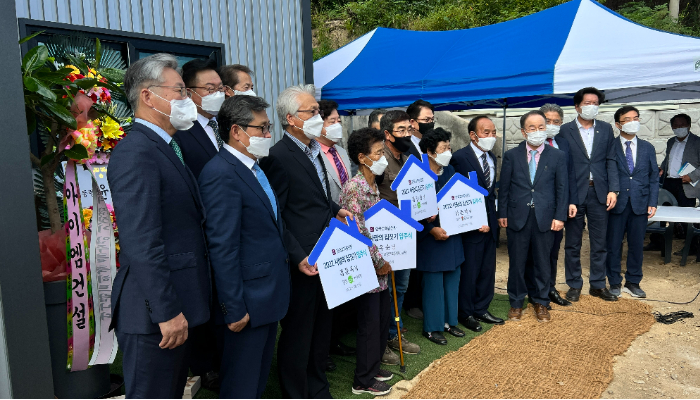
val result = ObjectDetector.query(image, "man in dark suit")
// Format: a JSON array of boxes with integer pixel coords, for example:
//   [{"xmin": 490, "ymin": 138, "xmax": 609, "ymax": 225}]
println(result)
[
  {"xmin": 606, "ymin": 106, "xmax": 659, "ymax": 299},
  {"xmin": 524, "ymin": 104, "xmax": 579, "ymax": 308},
  {"xmin": 259, "ymin": 84, "xmax": 352, "ymax": 399},
  {"xmin": 558, "ymin": 87, "xmax": 620, "ymax": 302},
  {"xmin": 199, "ymin": 95, "xmax": 291, "ymax": 398},
  {"xmin": 107, "ymin": 53, "xmax": 210, "ymax": 398},
  {"xmin": 173, "ymin": 58, "xmax": 225, "ymax": 180},
  {"xmin": 498, "ymin": 111, "xmax": 568, "ymax": 323},
  {"xmin": 450, "ymin": 115, "xmax": 503, "ymax": 332}
]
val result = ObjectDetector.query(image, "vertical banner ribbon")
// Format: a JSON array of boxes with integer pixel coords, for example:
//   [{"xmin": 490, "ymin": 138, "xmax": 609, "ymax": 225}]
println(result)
[
  {"xmin": 64, "ymin": 161, "xmax": 94, "ymax": 371},
  {"xmin": 88, "ymin": 164, "xmax": 119, "ymax": 365}
]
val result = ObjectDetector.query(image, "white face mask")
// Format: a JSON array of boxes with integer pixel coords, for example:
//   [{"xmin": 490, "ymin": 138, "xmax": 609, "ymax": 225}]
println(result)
[
  {"xmin": 365, "ymin": 155, "xmax": 388, "ymax": 176},
  {"xmin": 323, "ymin": 123, "xmax": 343, "ymax": 143},
  {"xmin": 239, "ymin": 126, "xmax": 271, "ymax": 159},
  {"xmin": 673, "ymin": 127, "xmax": 689, "ymax": 138},
  {"xmin": 545, "ymin": 124, "xmax": 560, "ymax": 139},
  {"xmin": 579, "ymin": 105, "xmax": 599, "ymax": 120},
  {"xmin": 150, "ymin": 90, "xmax": 198, "ymax": 131},
  {"xmin": 620, "ymin": 121, "xmax": 640, "ymax": 134},
  {"xmin": 476, "ymin": 136, "xmax": 497, "ymax": 152},
  {"xmin": 295, "ymin": 114, "xmax": 324, "ymax": 140},
  {"xmin": 526, "ymin": 130, "xmax": 548, "ymax": 147},
  {"xmin": 431, "ymin": 150, "xmax": 452, "ymax": 167},
  {"xmin": 234, "ymin": 89, "xmax": 257, "ymax": 97},
  {"xmin": 199, "ymin": 91, "xmax": 225, "ymax": 115}
]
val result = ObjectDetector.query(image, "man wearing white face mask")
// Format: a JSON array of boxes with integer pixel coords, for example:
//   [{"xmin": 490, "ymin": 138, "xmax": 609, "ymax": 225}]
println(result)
[
  {"xmin": 107, "ymin": 53, "xmax": 209, "ymax": 398},
  {"xmin": 198, "ymin": 95, "xmax": 290, "ymax": 399},
  {"xmin": 260, "ymin": 84, "xmax": 353, "ymax": 399},
  {"xmin": 450, "ymin": 115, "xmax": 503, "ymax": 332},
  {"xmin": 219, "ymin": 64, "xmax": 256, "ymax": 98},
  {"xmin": 318, "ymin": 100, "xmax": 351, "ymax": 203},
  {"xmin": 174, "ymin": 59, "xmax": 226, "ymax": 180},
  {"xmin": 605, "ymin": 106, "xmax": 659, "ymax": 300},
  {"xmin": 498, "ymin": 111, "xmax": 568, "ymax": 323},
  {"xmin": 558, "ymin": 87, "xmax": 620, "ymax": 303}
]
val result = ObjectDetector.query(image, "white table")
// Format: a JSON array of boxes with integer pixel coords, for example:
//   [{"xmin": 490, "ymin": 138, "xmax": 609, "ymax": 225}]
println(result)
[{"xmin": 648, "ymin": 206, "xmax": 700, "ymax": 266}]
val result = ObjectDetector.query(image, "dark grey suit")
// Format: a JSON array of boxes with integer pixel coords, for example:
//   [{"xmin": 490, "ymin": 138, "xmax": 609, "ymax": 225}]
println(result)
[
  {"xmin": 498, "ymin": 142, "xmax": 568, "ymax": 308},
  {"xmin": 660, "ymin": 132, "xmax": 700, "ymax": 202},
  {"xmin": 558, "ymin": 119, "xmax": 620, "ymax": 290}
]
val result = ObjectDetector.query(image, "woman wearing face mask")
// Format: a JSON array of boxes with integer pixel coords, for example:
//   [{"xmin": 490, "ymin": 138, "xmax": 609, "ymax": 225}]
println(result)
[
  {"xmin": 416, "ymin": 128, "xmax": 465, "ymax": 346},
  {"xmin": 339, "ymin": 128, "xmax": 394, "ymax": 396}
]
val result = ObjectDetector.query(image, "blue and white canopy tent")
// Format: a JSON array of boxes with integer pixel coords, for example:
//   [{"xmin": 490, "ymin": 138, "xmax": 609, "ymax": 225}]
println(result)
[{"xmin": 314, "ymin": 0, "xmax": 700, "ymax": 111}]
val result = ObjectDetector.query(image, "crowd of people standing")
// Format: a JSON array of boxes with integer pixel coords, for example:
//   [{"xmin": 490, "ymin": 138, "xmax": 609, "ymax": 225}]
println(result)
[{"xmin": 107, "ymin": 53, "xmax": 698, "ymax": 399}]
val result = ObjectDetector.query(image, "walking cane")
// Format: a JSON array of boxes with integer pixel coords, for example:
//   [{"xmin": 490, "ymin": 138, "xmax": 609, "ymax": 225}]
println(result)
[{"xmin": 390, "ymin": 270, "xmax": 406, "ymax": 373}]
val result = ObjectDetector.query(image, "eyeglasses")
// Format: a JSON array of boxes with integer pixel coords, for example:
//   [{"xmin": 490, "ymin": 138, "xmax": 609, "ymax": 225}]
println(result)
[
  {"xmin": 189, "ymin": 85, "xmax": 226, "ymax": 95},
  {"xmin": 149, "ymin": 85, "xmax": 190, "ymax": 98},
  {"xmin": 415, "ymin": 117, "xmax": 435, "ymax": 123},
  {"xmin": 239, "ymin": 123, "xmax": 271, "ymax": 134},
  {"xmin": 297, "ymin": 108, "xmax": 320, "ymax": 116},
  {"xmin": 392, "ymin": 126, "xmax": 416, "ymax": 135}
]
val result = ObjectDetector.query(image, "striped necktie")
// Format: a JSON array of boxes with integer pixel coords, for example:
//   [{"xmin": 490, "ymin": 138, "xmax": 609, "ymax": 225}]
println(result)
[
  {"xmin": 208, "ymin": 119, "xmax": 224, "ymax": 149},
  {"xmin": 481, "ymin": 153, "xmax": 491, "ymax": 188},
  {"xmin": 328, "ymin": 146, "xmax": 349, "ymax": 186}
]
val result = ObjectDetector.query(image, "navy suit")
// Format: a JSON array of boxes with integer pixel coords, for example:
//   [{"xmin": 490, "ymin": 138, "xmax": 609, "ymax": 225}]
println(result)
[
  {"xmin": 499, "ymin": 142, "xmax": 568, "ymax": 307},
  {"xmin": 450, "ymin": 144, "xmax": 497, "ymax": 318},
  {"xmin": 199, "ymin": 149, "xmax": 291, "ymax": 398},
  {"xmin": 525, "ymin": 135, "xmax": 577, "ymax": 293},
  {"xmin": 107, "ymin": 121, "xmax": 211, "ymax": 398},
  {"xmin": 558, "ymin": 119, "xmax": 620, "ymax": 290},
  {"xmin": 606, "ymin": 137, "xmax": 659, "ymax": 286},
  {"xmin": 174, "ymin": 120, "xmax": 218, "ymax": 179}
]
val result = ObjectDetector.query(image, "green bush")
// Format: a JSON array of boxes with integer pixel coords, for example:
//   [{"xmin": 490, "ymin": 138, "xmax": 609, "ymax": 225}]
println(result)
[{"xmin": 618, "ymin": 2, "xmax": 699, "ymax": 36}]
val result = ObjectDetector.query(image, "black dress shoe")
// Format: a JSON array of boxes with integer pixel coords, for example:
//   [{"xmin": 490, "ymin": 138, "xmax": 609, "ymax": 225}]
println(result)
[
  {"xmin": 444, "ymin": 325, "xmax": 465, "ymax": 337},
  {"xmin": 565, "ymin": 287, "xmax": 581, "ymax": 302},
  {"xmin": 325, "ymin": 356, "xmax": 337, "ymax": 372},
  {"xmin": 549, "ymin": 290, "xmax": 572, "ymax": 306},
  {"xmin": 201, "ymin": 371, "xmax": 220, "ymax": 393},
  {"xmin": 589, "ymin": 287, "xmax": 618, "ymax": 301},
  {"xmin": 459, "ymin": 316, "xmax": 483, "ymax": 332},
  {"xmin": 475, "ymin": 311, "xmax": 505, "ymax": 325},
  {"xmin": 423, "ymin": 331, "xmax": 447, "ymax": 345},
  {"xmin": 330, "ymin": 342, "xmax": 356, "ymax": 356}
]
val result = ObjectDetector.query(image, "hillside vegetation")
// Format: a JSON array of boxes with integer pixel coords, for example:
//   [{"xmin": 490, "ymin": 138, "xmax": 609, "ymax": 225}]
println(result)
[{"xmin": 312, "ymin": 0, "xmax": 700, "ymax": 60}]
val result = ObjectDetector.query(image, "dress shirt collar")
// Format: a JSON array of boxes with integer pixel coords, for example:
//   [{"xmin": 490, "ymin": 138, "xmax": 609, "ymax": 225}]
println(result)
[
  {"xmin": 526, "ymin": 143, "xmax": 545, "ymax": 155},
  {"xmin": 470, "ymin": 141, "xmax": 486, "ymax": 159},
  {"xmin": 410, "ymin": 135, "xmax": 422, "ymax": 153},
  {"xmin": 319, "ymin": 142, "xmax": 333, "ymax": 154},
  {"xmin": 197, "ymin": 113, "xmax": 215, "ymax": 128},
  {"xmin": 222, "ymin": 143, "xmax": 256, "ymax": 170},
  {"xmin": 285, "ymin": 131, "xmax": 320, "ymax": 158},
  {"xmin": 135, "ymin": 118, "xmax": 172, "ymax": 144},
  {"xmin": 575, "ymin": 117, "xmax": 596, "ymax": 130},
  {"xmin": 620, "ymin": 135, "xmax": 637, "ymax": 147},
  {"xmin": 675, "ymin": 136, "xmax": 689, "ymax": 144}
]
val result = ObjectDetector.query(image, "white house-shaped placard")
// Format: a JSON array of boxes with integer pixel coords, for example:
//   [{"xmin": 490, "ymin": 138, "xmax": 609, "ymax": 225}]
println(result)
[
  {"xmin": 389, "ymin": 154, "xmax": 438, "ymax": 221},
  {"xmin": 364, "ymin": 199, "xmax": 424, "ymax": 271},
  {"xmin": 308, "ymin": 217, "xmax": 380, "ymax": 309},
  {"xmin": 437, "ymin": 171, "xmax": 489, "ymax": 235}
]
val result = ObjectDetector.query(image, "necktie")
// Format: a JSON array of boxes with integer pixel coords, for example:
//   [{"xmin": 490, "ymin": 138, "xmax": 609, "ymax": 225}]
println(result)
[
  {"xmin": 481, "ymin": 153, "xmax": 491, "ymax": 188},
  {"xmin": 529, "ymin": 150, "xmax": 537, "ymax": 184},
  {"xmin": 252, "ymin": 163, "xmax": 277, "ymax": 219},
  {"xmin": 625, "ymin": 141, "xmax": 634, "ymax": 173},
  {"xmin": 547, "ymin": 138, "xmax": 554, "ymax": 146},
  {"xmin": 327, "ymin": 146, "xmax": 349, "ymax": 186},
  {"xmin": 208, "ymin": 119, "xmax": 224, "ymax": 150},
  {"xmin": 169, "ymin": 140, "xmax": 185, "ymax": 165}
]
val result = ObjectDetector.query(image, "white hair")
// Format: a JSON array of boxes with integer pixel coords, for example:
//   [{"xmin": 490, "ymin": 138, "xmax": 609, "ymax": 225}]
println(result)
[
  {"xmin": 124, "ymin": 53, "xmax": 179, "ymax": 111},
  {"xmin": 275, "ymin": 84, "xmax": 316, "ymax": 127}
]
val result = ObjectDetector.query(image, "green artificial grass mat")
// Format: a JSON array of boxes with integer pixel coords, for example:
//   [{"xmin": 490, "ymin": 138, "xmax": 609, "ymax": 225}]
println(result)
[{"xmin": 109, "ymin": 294, "xmax": 513, "ymax": 399}]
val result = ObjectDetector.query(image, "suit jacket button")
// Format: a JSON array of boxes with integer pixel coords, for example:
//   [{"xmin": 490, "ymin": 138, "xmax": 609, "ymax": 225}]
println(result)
[
  {"xmin": 630, "ymin": 177, "xmax": 633, "ymax": 179},
  {"xmin": 286, "ymin": 258, "xmax": 289, "ymax": 264},
  {"xmin": 531, "ymin": 189, "xmax": 535, "ymax": 192}
]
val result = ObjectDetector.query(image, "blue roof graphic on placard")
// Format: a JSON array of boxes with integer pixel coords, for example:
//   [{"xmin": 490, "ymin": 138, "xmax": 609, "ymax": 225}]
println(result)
[
  {"xmin": 390, "ymin": 154, "xmax": 438, "ymax": 191},
  {"xmin": 308, "ymin": 216, "xmax": 373, "ymax": 265},
  {"xmin": 436, "ymin": 171, "xmax": 488, "ymax": 202},
  {"xmin": 364, "ymin": 199, "xmax": 424, "ymax": 231}
]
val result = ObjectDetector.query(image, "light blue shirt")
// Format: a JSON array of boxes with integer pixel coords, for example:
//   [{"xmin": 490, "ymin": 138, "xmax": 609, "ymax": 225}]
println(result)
[
  {"xmin": 284, "ymin": 131, "xmax": 328, "ymax": 195},
  {"xmin": 135, "ymin": 118, "xmax": 172, "ymax": 144}
]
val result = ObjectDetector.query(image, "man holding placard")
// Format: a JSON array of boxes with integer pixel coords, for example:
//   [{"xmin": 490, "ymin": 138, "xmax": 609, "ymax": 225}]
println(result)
[
  {"xmin": 450, "ymin": 115, "xmax": 503, "ymax": 332},
  {"xmin": 377, "ymin": 110, "xmax": 422, "ymax": 357},
  {"xmin": 498, "ymin": 111, "xmax": 568, "ymax": 323}
]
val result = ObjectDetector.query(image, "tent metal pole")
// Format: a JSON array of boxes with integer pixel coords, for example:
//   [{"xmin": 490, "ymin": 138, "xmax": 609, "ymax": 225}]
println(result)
[{"xmin": 501, "ymin": 99, "xmax": 508, "ymax": 160}]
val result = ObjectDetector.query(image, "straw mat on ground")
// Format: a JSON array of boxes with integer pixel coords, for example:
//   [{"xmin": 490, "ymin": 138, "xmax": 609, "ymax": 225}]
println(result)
[{"xmin": 402, "ymin": 295, "xmax": 655, "ymax": 399}]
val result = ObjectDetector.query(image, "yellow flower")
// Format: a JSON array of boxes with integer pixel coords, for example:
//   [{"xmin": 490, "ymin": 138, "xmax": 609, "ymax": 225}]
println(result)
[
  {"xmin": 100, "ymin": 117, "xmax": 124, "ymax": 140},
  {"xmin": 82, "ymin": 208, "xmax": 93, "ymax": 223},
  {"xmin": 115, "ymin": 242, "xmax": 120, "ymax": 252},
  {"xmin": 66, "ymin": 65, "xmax": 80, "ymax": 75}
]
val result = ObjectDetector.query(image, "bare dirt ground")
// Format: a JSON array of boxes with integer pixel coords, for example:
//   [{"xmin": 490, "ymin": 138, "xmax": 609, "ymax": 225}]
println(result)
[
  {"xmin": 494, "ymin": 230, "xmax": 700, "ymax": 399},
  {"xmin": 385, "ymin": 229, "xmax": 700, "ymax": 399}
]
